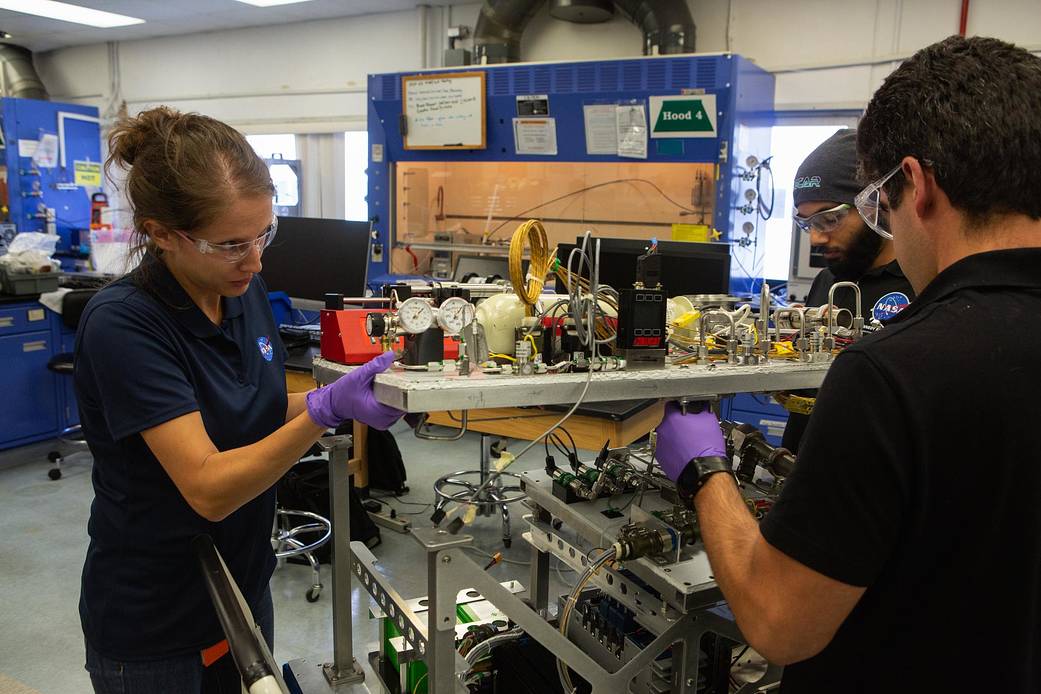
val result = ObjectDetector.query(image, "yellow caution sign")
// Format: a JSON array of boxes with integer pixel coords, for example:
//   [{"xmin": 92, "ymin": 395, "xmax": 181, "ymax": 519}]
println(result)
[{"xmin": 74, "ymin": 160, "xmax": 102, "ymax": 187}]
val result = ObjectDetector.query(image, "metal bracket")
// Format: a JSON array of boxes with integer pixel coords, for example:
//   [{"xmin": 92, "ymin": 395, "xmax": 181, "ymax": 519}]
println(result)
[{"xmin": 352, "ymin": 541, "xmax": 433, "ymax": 663}]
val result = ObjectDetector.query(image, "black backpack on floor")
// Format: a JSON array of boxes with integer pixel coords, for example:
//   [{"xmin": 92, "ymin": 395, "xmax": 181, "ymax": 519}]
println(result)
[
  {"xmin": 365, "ymin": 428, "xmax": 409, "ymax": 496},
  {"xmin": 276, "ymin": 458, "xmax": 381, "ymax": 562}
]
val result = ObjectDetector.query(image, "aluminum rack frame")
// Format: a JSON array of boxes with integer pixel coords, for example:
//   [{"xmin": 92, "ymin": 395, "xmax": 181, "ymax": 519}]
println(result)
[{"xmin": 310, "ymin": 357, "xmax": 823, "ymax": 692}]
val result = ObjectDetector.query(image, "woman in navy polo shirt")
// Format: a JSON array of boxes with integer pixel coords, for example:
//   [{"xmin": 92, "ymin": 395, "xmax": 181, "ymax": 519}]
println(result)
[{"xmin": 74, "ymin": 107, "xmax": 401, "ymax": 693}]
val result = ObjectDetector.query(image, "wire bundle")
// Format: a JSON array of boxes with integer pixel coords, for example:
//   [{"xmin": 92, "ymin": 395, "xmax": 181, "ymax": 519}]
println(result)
[{"xmin": 509, "ymin": 219, "xmax": 555, "ymax": 316}]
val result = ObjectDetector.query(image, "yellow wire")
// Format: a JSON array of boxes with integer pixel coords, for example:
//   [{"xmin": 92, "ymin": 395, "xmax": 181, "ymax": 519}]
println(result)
[
  {"xmin": 488, "ymin": 352, "xmax": 516, "ymax": 362},
  {"xmin": 524, "ymin": 333, "xmax": 539, "ymax": 355},
  {"xmin": 412, "ymin": 672, "xmax": 427, "ymax": 694},
  {"xmin": 509, "ymin": 219, "xmax": 555, "ymax": 316}
]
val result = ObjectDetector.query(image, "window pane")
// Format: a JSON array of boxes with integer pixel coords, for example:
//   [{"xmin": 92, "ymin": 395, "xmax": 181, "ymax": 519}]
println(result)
[
  {"xmin": 246, "ymin": 133, "xmax": 297, "ymax": 160},
  {"xmin": 269, "ymin": 163, "xmax": 299, "ymax": 207},
  {"xmin": 345, "ymin": 131, "xmax": 369, "ymax": 222},
  {"xmin": 761, "ymin": 124, "xmax": 852, "ymax": 281}
]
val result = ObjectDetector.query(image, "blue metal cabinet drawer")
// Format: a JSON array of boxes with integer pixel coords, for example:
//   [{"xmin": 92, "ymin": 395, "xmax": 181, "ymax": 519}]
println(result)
[
  {"xmin": 0, "ymin": 304, "xmax": 50, "ymax": 335},
  {"xmin": 0, "ymin": 330, "xmax": 59, "ymax": 443},
  {"xmin": 729, "ymin": 408, "xmax": 788, "ymax": 447},
  {"xmin": 731, "ymin": 392, "xmax": 789, "ymax": 419}
]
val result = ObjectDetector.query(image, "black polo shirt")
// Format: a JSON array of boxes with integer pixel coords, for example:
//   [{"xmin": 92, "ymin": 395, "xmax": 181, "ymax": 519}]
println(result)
[
  {"xmin": 781, "ymin": 260, "xmax": 915, "ymax": 453},
  {"xmin": 75, "ymin": 256, "xmax": 288, "ymax": 660},
  {"xmin": 804, "ymin": 260, "xmax": 913, "ymax": 321},
  {"xmin": 760, "ymin": 249, "xmax": 1041, "ymax": 692}
]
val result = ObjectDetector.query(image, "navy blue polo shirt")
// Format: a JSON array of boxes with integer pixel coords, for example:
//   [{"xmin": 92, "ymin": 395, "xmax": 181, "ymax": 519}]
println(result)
[{"xmin": 75, "ymin": 255, "xmax": 288, "ymax": 660}]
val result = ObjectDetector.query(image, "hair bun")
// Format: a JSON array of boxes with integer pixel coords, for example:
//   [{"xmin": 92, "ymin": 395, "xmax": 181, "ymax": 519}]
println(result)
[{"xmin": 107, "ymin": 106, "xmax": 183, "ymax": 169}]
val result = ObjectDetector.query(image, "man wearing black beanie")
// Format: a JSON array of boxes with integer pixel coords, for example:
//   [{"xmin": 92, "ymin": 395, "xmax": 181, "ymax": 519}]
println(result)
[{"xmin": 781, "ymin": 128, "xmax": 915, "ymax": 453}]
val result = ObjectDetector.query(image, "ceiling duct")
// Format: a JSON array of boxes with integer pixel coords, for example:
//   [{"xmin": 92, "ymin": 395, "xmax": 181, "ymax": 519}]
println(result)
[
  {"xmin": 472, "ymin": 0, "xmax": 696, "ymax": 64},
  {"xmin": 473, "ymin": 0, "xmax": 544, "ymax": 65},
  {"xmin": 0, "ymin": 44, "xmax": 48, "ymax": 100},
  {"xmin": 613, "ymin": 0, "xmax": 696, "ymax": 55},
  {"xmin": 549, "ymin": 0, "xmax": 615, "ymax": 23}
]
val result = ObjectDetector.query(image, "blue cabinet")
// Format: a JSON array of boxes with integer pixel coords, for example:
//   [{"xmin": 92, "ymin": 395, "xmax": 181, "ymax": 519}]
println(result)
[
  {"xmin": 725, "ymin": 393, "xmax": 790, "ymax": 447},
  {"xmin": 1, "ymin": 98, "xmax": 101, "ymax": 271},
  {"xmin": 0, "ymin": 300, "xmax": 64, "ymax": 450}
]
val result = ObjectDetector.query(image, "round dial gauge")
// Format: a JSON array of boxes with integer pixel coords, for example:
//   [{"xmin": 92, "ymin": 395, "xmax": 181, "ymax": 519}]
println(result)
[
  {"xmin": 436, "ymin": 297, "xmax": 476, "ymax": 336},
  {"xmin": 397, "ymin": 297, "xmax": 434, "ymax": 334},
  {"xmin": 365, "ymin": 312, "xmax": 387, "ymax": 337}
]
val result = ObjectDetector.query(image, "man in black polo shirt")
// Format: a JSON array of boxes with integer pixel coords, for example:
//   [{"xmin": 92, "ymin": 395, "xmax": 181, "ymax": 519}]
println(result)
[
  {"xmin": 782, "ymin": 129, "xmax": 915, "ymax": 452},
  {"xmin": 655, "ymin": 35, "xmax": 1041, "ymax": 692}
]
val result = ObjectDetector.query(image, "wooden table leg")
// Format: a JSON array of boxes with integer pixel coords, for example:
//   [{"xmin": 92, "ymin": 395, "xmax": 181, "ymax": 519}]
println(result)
[{"xmin": 350, "ymin": 420, "xmax": 369, "ymax": 490}]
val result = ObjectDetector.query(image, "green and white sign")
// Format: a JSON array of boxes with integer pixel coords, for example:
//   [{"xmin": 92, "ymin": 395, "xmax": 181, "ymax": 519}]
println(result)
[{"xmin": 649, "ymin": 94, "xmax": 717, "ymax": 139}]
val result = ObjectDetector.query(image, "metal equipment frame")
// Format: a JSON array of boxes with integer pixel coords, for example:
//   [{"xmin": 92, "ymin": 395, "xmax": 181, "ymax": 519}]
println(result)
[{"xmin": 305, "ymin": 360, "xmax": 819, "ymax": 693}]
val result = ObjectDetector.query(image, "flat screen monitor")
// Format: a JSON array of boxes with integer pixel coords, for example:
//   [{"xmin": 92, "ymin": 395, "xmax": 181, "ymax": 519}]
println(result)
[
  {"xmin": 260, "ymin": 217, "xmax": 370, "ymax": 308},
  {"xmin": 555, "ymin": 237, "xmax": 731, "ymax": 297},
  {"xmin": 452, "ymin": 254, "xmax": 518, "ymax": 283}
]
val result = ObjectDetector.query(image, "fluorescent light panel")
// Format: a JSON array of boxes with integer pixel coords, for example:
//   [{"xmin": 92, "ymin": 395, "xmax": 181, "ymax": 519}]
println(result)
[
  {"xmin": 0, "ymin": 0, "xmax": 143, "ymax": 28},
  {"xmin": 233, "ymin": 0, "xmax": 317, "ymax": 6}
]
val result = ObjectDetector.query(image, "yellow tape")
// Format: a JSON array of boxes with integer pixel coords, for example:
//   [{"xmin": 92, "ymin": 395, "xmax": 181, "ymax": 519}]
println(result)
[
  {"xmin": 494, "ymin": 452, "xmax": 515, "ymax": 472},
  {"xmin": 774, "ymin": 392, "xmax": 816, "ymax": 415}
]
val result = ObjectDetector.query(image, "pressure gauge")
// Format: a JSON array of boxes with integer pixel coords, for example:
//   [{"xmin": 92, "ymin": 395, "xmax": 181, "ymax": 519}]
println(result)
[
  {"xmin": 396, "ymin": 297, "xmax": 435, "ymax": 334},
  {"xmin": 365, "ymin": 313, "xmax": 387, "ymax": 338},
  {"xmin": 436, "ymin": 297, "xmax": 476, "ymax": 336}
]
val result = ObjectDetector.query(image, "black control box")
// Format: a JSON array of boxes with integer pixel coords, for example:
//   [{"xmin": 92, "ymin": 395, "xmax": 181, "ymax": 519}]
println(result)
[{"xmin": 616, "ymin": 287, "xmax": 666, "ymax": 350}]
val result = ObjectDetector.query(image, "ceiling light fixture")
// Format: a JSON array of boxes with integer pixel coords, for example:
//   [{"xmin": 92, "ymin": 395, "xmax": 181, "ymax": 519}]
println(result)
[
  {"xmin": 0, "ymin": 0, "xmax": 143, "ymax": 28},
  {"xmin": 233, "ymin": 0, "xmax": 317, "ymax": 6}
]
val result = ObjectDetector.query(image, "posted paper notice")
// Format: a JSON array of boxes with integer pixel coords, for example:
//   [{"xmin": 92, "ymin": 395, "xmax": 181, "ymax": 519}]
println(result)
[
  {"xmin": 513, "ymin": 117, "xmax": 558, "ymax": 156},
  {"xmin": 616, "ymin": 104, "xmax": 648, "ymax": 159},
  {"xmin": 583, "ymin": 104, "xmax": 618, "ymax": 155}
]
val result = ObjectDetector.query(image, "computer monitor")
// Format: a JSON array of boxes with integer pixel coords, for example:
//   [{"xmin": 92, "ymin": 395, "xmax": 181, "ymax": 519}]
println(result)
[
  {"xmin": 260, "ymin": 217, "xmax": 370, "ymax": 309},
  {"xmin": 555, "ymin": 237, "xmax": 731, "ymax": 297},
  {"xmin": 452, "ymin": 254, "xmax": 511, "ymax": 283}
]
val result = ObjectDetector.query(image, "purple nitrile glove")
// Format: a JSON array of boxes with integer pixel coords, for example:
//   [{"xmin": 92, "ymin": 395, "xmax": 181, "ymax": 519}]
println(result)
[
  {"xmin": 654, "ymin": 402, "xmax": 727, "ymax": 482},
  {"xmin": 306, "ymin": 351, "xmax": 404, "ymax": 430}
]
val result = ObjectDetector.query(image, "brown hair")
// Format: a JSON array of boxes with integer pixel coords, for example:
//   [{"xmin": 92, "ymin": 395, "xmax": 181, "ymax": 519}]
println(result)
[{"xmin": 106, "ymin": 106, "xmax": 274, "ymax": 291}]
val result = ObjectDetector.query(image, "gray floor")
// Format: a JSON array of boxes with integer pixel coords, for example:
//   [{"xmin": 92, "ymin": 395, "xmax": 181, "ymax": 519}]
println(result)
[{"xmin": 0, "ymin": 422, "xmax": 578, "ymax": 694}]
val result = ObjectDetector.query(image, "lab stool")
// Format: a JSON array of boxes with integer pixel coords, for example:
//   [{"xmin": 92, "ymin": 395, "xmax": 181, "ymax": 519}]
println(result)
[
  {"xmin": 272, "ymin": 508, "xmax": 331, "ymax": 602},
  {"xmin": 431, "ymin": 434, "xmax": 527, "ymax": 547},
  {"xmin": 47, "ymin": 289, "xmax": 98, "ymax": 480},
  {"xmin": 46, "ymin": 344, "xmax": 90, "ymax": 480}
]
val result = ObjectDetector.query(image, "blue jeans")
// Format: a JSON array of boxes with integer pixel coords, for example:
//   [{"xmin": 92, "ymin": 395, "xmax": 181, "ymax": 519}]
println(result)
[{"xmin": 85, "ymin": 587, "xmax": 274, "ymax": 694}]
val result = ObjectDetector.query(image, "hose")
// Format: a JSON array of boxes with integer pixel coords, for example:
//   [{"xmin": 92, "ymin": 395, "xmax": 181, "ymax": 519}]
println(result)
[{"xmin": 557, "ymin": 547, "xmax": 618, "ymax": 693}]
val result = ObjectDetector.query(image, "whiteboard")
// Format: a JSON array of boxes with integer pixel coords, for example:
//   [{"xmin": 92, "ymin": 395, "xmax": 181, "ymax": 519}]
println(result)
[{"xmin": 402, "ymin": 72, "xmax": 486, "ymax": 150}]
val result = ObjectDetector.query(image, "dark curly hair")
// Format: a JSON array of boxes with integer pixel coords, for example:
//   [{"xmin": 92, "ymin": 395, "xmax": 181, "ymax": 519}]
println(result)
[{"xmin": 858, "ymin": 35, "xmax": 1041, "ymax": 227}]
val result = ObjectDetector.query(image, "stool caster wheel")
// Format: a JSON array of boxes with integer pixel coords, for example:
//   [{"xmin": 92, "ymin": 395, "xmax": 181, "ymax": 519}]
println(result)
[
  {"xmin": 502, "ymin": 538, "xmax": 512, "ymax": 549},
  {"xmin": 48, "ymin": 468, "xmax": 62, "ymax": 480},
  {"xmin": 306, "ymin": 585, "xmax": 322, "ymax": 603}
]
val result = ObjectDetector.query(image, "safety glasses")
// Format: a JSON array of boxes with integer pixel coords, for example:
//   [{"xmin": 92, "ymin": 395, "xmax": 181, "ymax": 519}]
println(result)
[
  {"xmin": 854, "ymin": 164, "xmax": 901, "ymax": 240},
  {"xmin": 792, "ymin": 203, "xmax": 852, "ymax": 235},
  {"xmin": 174, "ymin": 217, "xmax": 278, "ymax": 263},
  {"xmin": 855, "ymin": 159, "xmax": 932, "ymax": 240}
]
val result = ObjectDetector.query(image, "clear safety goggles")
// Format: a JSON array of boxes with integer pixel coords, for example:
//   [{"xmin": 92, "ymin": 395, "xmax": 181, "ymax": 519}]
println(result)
[
  {"xmin": 174, "ymin": 217, "xmax": 278, "ymax": 263},
  {"xmin": 792, "ymin": 203, "xmax": 852, "ymax": 235},
  {"xmin": 855, "ymin": 159, "xmax": 932, "ymax": 240}
]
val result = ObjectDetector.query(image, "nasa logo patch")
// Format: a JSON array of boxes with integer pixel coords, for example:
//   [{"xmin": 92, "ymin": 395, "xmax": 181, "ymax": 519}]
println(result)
[
  {"xmin": 256, "ymin": 336, "xmax": 274, "ymax": 362},
  {"xmin": 872, "ymin": 292, "xmax": 910, "ymax": 322}
]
